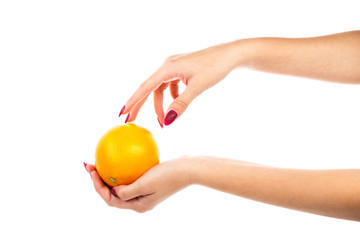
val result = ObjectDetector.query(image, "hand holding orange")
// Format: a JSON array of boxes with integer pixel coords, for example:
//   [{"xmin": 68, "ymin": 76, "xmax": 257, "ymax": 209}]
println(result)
[{"xmin": 95, "ymin": 123, "xmax": 159, "ymax": 187}]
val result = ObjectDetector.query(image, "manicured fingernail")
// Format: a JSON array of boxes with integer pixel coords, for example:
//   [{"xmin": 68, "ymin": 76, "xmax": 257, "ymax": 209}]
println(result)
[
  {"xmin": 164, "ymin": 110, "xmax": 178, "ymax": 126},
  {"xmin": 83, "ymin": 162, "xmax": 88, "ymax": 171},
  {"xmin": 157, "ymin": 117, "xmax": 163, "ymax": 128},
  {"xmin": 111, "ymin": 188, "xmax": 118, "ymax": 197},
  {"xmin": 118, "ymin": 105, "xmax": 126, "ymax": 117},
  {"xmin": 125, "ymin": 113, "xmax": 130, "ymax": 123}
]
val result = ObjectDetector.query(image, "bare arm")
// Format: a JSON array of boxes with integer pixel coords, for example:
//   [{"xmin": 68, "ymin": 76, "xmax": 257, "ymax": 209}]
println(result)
[
  {"xmin": 121, "ymin": 31, "xmax": 360, "ymax": 125},
  {"xmin": 87, "ymin": 156, "xmax": 360, "ymax": 221},
  {"xmin": 191, "ymin": 156, "xmax": 360, "ymax": 221},
  {"xmin": 235, "ymin": 30, "xmax": 360, "ymax": 83}
]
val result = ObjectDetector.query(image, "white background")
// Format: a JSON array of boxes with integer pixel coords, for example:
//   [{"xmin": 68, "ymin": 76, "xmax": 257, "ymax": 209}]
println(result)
[{"xmin": 1, "ymin": 0, "xmax": 359, "ymax": 239}]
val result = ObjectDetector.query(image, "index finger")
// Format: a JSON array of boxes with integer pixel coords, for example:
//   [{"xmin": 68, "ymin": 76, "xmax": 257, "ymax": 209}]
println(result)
[{"xmin": 121, "ymin": 69, "xmax": 166, "ymax": 115}]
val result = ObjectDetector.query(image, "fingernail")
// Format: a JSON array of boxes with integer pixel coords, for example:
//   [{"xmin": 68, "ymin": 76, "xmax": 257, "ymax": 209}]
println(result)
[
  {"xmin": 111, "ymin": 188, "xmax": 118, "ymax": 197},
  {"xmin": 118, "ymin": 105, "xmax": 126, "ymax": 117},
  {"xmin": 83, "ymin": 162, "xmax": 88, "ymax": 171},
  {"xmin": 125, "ymin": 113, "xmax": 130, "ymax": 123},
  {"xmin": 157, "ymin": 117, "xmax": 163, "ymax": 128},
  {"xmin": 164, "ymin": 110, "xmax": 178, "ymax": 126}
]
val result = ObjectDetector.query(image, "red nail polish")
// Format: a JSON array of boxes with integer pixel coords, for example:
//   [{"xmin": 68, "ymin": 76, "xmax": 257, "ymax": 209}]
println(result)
[
  {"xmin": 111, "ymin": 188, "xmax": 118, "ymax": 197},
  {"xmin": 157, "ymin": 117, "xmax": 163, "ymax": 128},
  {"xmin": 118, "ymin": 105, "xmax": 126, "ymax": 117},
  {"xmin": 164, "ymin": 110, "xmax": 178, "ymax": 126},
  {"xmin": 83, "ymin": 162, "xmax": 87, "ymax": 171},
  {"xmin": 125, "ymin": 113, "xmax": 130, "ymax": 123}
]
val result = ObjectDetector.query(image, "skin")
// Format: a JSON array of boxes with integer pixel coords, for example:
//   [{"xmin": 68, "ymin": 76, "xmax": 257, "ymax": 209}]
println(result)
[
  {"xmin": 86, "ymin": 31, "xmax": 360, "ymax": 220},
  {"xmin": 85, "ymin": 157, "xmax": 360, "ymax": 221},
  {"xmin": 121, "ymin": 30, "xmax": 360, "ymax": 123}
]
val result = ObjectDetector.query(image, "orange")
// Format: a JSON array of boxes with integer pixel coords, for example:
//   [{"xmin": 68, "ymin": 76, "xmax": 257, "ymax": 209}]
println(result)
[{"xmin": 95, "ymin": 123, "xmax": 159, "ymax": 187}]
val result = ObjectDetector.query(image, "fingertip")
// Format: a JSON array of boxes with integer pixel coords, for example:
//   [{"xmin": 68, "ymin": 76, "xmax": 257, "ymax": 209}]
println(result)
[
  {"xmin": 86, "ymin": 164, "xmax": 97, "ymax": 173},
  {"xmin": 165, "ymin": 86, "xmax": 195, "ymax": 125},
  {"xmin": 111, "ymin": 188, "xmax": 118, "ymax": 197},
  {"xmin": 114, "ymin": 184, "xmax": 139, "ymax": 201},
  {"xmin": 157, "ymin": 117, "xmax": 163, "ymax": 128},
  {"xmin": 83, "ymin": 162, "xmax": 88, "ymax": 172},
  {"xmin": 125, "ymin": 111, "xmax": 137, "ymax": 123},
  {"xmin": 118, "ymin": 105, "xmax": 126, "ymax": 117},
  {"xmin": 164, "ymin": 110, "xmax": 178, "ymax": 126},
  {"xmin": 124, "ymin": 113, "xmax": 130, "ymax": 123}
]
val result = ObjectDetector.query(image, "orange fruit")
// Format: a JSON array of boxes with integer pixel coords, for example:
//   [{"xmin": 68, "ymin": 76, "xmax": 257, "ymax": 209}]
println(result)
[{"xmin": 95, "ymin": 123, "xmax": 159, "ymax": 187}]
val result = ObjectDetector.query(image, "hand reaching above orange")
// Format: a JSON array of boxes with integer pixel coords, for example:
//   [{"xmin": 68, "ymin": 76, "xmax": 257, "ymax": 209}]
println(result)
[
  {"xmin": 118, "ymin": 45, "xmax": 236, "ymax": 126},
  {"xmin": 118, "ymin": 31, "xmax": 360, "ymax": 127}
]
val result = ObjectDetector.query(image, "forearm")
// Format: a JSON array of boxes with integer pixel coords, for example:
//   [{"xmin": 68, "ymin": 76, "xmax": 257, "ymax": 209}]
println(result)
[
  {"xmin": 189, "ymin": 156, "xmax": 360, "ymax": 221},
  {"xmin": 228, "ymin": 31, "xmax": 360, "ymax": 83}
]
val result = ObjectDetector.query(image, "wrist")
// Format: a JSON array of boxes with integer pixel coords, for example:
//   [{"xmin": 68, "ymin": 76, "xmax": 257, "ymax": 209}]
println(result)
[
  {"xmin": 229, "ymin": 38, "xmax": 259, "ymax": 69},
  {"xmin": 174, "ymin": 156, "xmax": 206, "ymax": 186},
  {"xmin": 171, "ymin": 157, "xmax": 197, "ymax": 187},
  {"xmin": 184, "ymin": 155, "xmax": 213, "ymax": 186},
  {"xmin": 202, "ymin": 41, "xmax": 250, "ymax": 73}
]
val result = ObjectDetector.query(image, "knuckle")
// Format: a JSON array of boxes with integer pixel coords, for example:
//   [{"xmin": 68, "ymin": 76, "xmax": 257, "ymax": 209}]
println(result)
[
  {"xmin": 155, "ymin": 82, "xmax": 169, "ymax": 92},
  {"xmin": 164, "ymin": 54, "xmax": 178, "ymax": 63},
  {"xmin": 117, "ymin": 190, "xmax": 126, "ymax": 200},
  {"xmin": 173, "ymin": 99, "xmax": 188, "ymax": 112}
]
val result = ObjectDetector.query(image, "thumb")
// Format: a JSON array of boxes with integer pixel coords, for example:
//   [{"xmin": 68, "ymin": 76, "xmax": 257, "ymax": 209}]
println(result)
[
  {"xmin": 112, "ymin": 183, "xmax": 143, "ymax": 201},
  {"xmin": 164, "ymin": 86, "xmax": 198, "ymax": 126}
]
